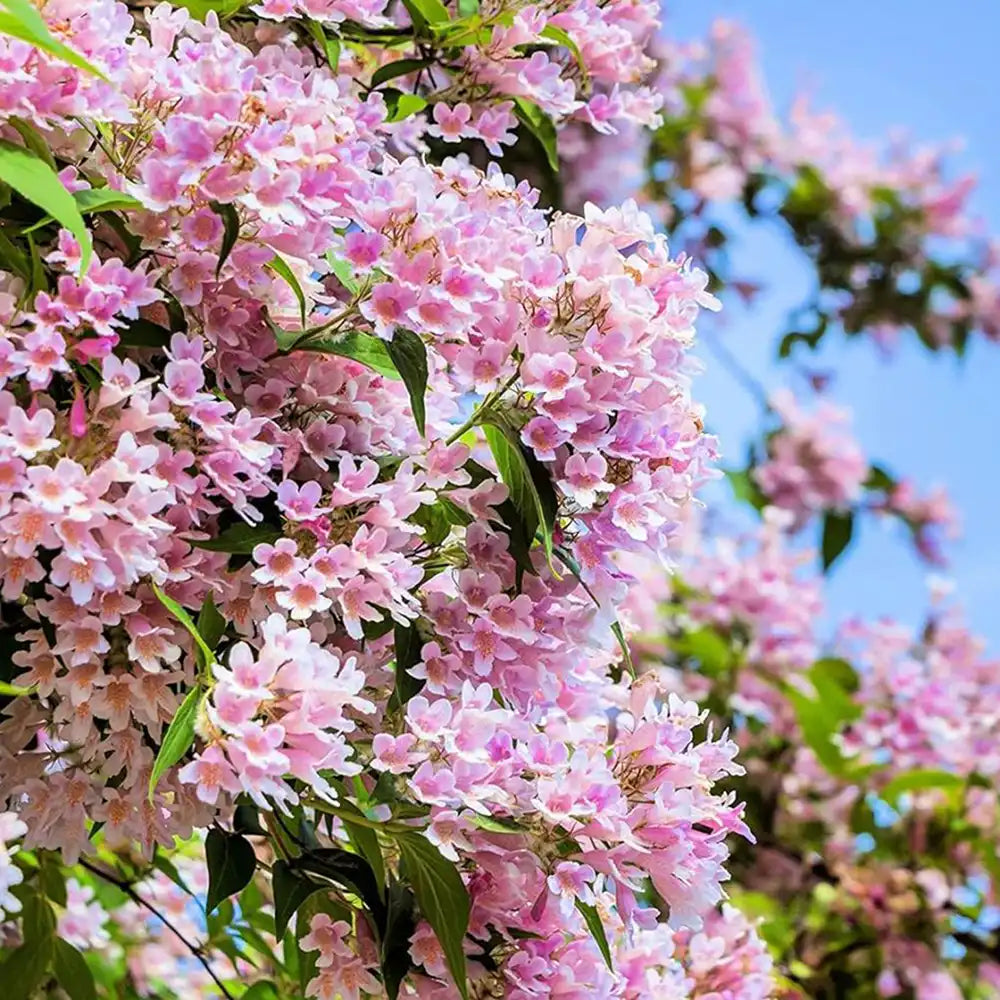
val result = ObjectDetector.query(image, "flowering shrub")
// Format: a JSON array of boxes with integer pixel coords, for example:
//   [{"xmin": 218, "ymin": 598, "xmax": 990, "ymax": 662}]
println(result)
[{"xmin": 0, "ymin": 1, "xmax": 995, "ymax": 999}]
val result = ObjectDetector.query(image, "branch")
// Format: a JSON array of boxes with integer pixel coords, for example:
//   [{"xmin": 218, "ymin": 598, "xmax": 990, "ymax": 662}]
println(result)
[{"xmin": 78, "ymin": 857, "xmax": 236, "ymax": 1000}]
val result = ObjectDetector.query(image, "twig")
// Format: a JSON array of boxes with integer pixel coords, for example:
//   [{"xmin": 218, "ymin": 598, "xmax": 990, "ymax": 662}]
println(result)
[
  {"xmin": 699, "ymin": 326, "xmax": 772, "ymax": 413},
  {"xmin": 78, "ymin": 858, "xmax": 236, "ymax": 1000}
]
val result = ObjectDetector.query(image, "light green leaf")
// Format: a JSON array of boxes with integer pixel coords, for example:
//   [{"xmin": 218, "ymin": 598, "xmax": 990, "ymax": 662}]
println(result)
[
  {"xmin": 325, "ymin": 250, "xmax": 359, "ymax": 294},
  {"xmin": 394, "ymin": 832, "xmax": 470, "ymax": 1000},
  {"xmin": 385, "ymin": 92, "xmax": 428, "ymax": 123},
  {"xmin": 306, "ymin": 19, "xmax": 340, "ymax": 70},
  {"xmin": 670, "ymin": 625, "xmax": 733, "ymax": 678},
  {"xmin": 880, "ymin": 769, "xmax": 965, "ymax": 803},
  {"xmin": 512, "ymin": 98, "xmax": 558, "ymax": 173},
  {"xmin": 0, "ymin": 679, "xmax": 34, "ymax": 697},
  {"xmin": 148, "ymin": 685, "xmax": 203, "ymax": 799},
  {"xmin": 267, "ymin": 253, "xmax": 308, "ymax": 328},
  {"xmin": 539, "ymin": 25, "xmax": 586, "ymax": 81},
  {"xmin": 151, "ymin": 582, "xmax": 216, "ymax": 667},
  {"xmin": 0, "ymin": 0, "xmax": 107, "ymax": 79},
  {"xmin": 0, "ymin": 139, "xmax": 92, "ymax": 273}
]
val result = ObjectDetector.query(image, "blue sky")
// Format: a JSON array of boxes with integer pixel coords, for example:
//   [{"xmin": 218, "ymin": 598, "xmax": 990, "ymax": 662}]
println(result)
[{"xmin": 666, "ymin": 2, "xmax": 1000, "ymax": 647}]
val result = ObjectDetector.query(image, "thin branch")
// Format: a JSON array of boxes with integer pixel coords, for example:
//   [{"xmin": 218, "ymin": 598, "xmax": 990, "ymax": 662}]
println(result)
[
  {"xmin": 699, "ymin": 326, "xmax": 772, "ymax": 413},
  {"xmin": 78, "ymin": 857, "xmax": 236, "ymax": 1000}
]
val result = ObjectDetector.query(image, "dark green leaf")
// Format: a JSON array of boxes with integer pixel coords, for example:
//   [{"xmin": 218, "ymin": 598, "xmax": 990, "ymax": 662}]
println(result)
[
  {"xmin": 117, "ymin": 318, "xmax": 172, "ymax": 349},
  {"xmin": 863, "ymin": 464, "xmax": 895, "ymax": 493},
  {"xmin": 391, "ymin": 621, "xmax": 425, "ymax": 709},
  {"xmin": 821, "ymin": 510, "xmax": 855, "ymax": 571},
  {"xmin": 386, "ymin": 328, "xmax": 428, "ymax": 436},
  {"xmin": 205, "ymin": 828, "xmax": 257, "ymax": 913},
  {"xmin": 191, "ymin": 523, "xmax": 282, "ymax": 555},
  {"xmin": 37, "ymin": 854, "xmax": 66, "ymax": 906},
  {"xmin": 574, "ymin": 898, "xmax": 613, "ymax": 971},
  {"xmin": 272, "ymin": 861, "xmax": 324, "ymax": 940},
  {"xmin": 52, "ymin": 939, "xmax": 97, "ymax": 1000},
  {"xmin": 0, "ymin": 138, "xmax": 92, "ymax": 272},
  {"xmin": 293, "ymin": 848, "xmax": 386, "ymax": 931},
  {"xmin": 483, "ymin": 420, "xmax": 558, "ymax": 572},
  {"xmin": 234, "ymin": 801, "xmax": 267, "ymax": 837},
  {"xmin": 394, "ymin": 832, "xmax": 470, "ymax": 1000},
  {"xmin": 609, "ymin": 621, "xmax": 635, "ymax": 680},
  {"xmin": 371, "ymin": 58, "xmax": 431, "ymax": 88},
  {"xmin": 148, "ymin": 685, "xmax": 203, "ymax": 799},
  {"xmin": 211, "ymin": 201, "xmax": 240, "ymax": 278},
  {"xmin": 381, "ymin": 880, "xmax": 417, "ymax": 1000},
  {"xmin": 196, "ymin": 594, "xmax": 227, "ymax": 653},
  {"xmin": 0, "ymin": 891, "xmax": 56, "ymax": 1000}
]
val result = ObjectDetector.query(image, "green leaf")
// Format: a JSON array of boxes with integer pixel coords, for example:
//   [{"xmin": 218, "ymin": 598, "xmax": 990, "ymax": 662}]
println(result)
[
  {"xmin": 196, "ymin": 594, "xmax": 227, "ymax": 652},
  {"xmin": 381, "ymin": 880, "xmax": 417, "ymax": 1000},
  {"xmin": 400, "ymin": 0, "xmax": 449, "ymax": 31},
  {"xmin": 191, "ymin": 523, "xmax": 282, "ymax": 555},
  {"xmin": 483, "ymin": 420, "xmax": 558, "ymax": 572},
  {"xmin": 241, "ymin": 982, "xmax": 279, "ymax": 1000},
  {"xmin": 0, "ymin": 139, "xmax": 92, "ymax": 273},
  {"xmin": 338, "ymin": 806, "xmax": 386, "ymax": 897},
  {"xmin": 52, "ymin": 939, "xmax": 97, "ymax": 1000},
  {"xmin": 863, "ymin": 464, "xmax": 896, "ymax": 493},
  {"xmin": 293, "ymin": 848, "xmax": 386, "ymax": 930},
  {"xmin": 811, "ymin": 657, "xmax": 859, "ymax": 694},
  {"xmin": 148, "ymin": 684, "xmax": 203, "ymax": 799},
  {"xmin": 0, "ymin": 0, "xmax": 107, "ymax": 79},
  {"xmin": 0, "ymin": 679, "xmax": 34, "ymax": 697},
  {"xmin": 609, "ymin": 621, "xmax": 635, "ymax": 680},
  {"xmin": 724, "ymin": 468, "xmax": 767, "ymax": 512},
  {"xmin": 512, "ymin": 98, "xmax": 559, "ymax": 173},
  {"xmin": 391, "ymin": 621, "xmax": 425, "ymax": 709},
  {"xmin": 456, "ymin": 0, "xmax": 479, "ymax": 16},
  {"xmin": 271, "ymin": 861, "xmax": 324, "ymax": 940},
  {"xmin": 574, "ymin": 898, "xmax": 613, "ymax": 971},
  {"xmin": 326, "ymin": 251, "xmax": 359, "ymax": 294},
  {"xmin": 670, "ymin": 625, "xmax": 733, "ymax": 679},
  {"xmin": 279, "ymin": 329, "xmax": 402, "ymax": 379},
  {"xmin": 880, "ymin": 769, "xmax": 965, "ymax": 803},
  {"xmin": 0, "ymin": 891, "xmax": 56, "ymax": 1000},
  {"xmin": 205, "ymin": 828, "xmax": 258, "ymax": 913},
  {"xmin": 821, "ymin": 510, "xmax": 855, "ymax": 571},
  {"xmin": 539, "ymin": 25, "xmax": 586, "ymax": 80},
  {"xmin": 211, "ymin": 201, "xmax": 241, "ymax": 279},
  {"xmin": 371, "ymin": 58, "xmax": 431, "ymax": 88},
  {"xmin": 8, "ymin": 118, "xmax": 54, "ymax": 168},
  {"xmin": 267, "ymin": 253, "xmax": 308, "ymax": 327},
  {"xmin": 468, "ymin": 814, "xmax": 523, "ymax": 834},
  {"xmin": 117, "ymin": 318, "xmax": 172, "ymax": 349},
  {"xmin": 172, "ymin": 0, "xmax": 247, "ymax": 18},
  {"xmin": 394, "ymin": 832, "xmax": 470, "ymax": 1000},
  {"xmin": 386, "ymin": 328, "xmax": 428, "ymax": 436},
  {"xmin": 151, "ymin": 582, "xmax": 216, "ymax": 667},
  {"xmin": 26, "ymin": 187, "xmax": 143, "ymax": 233},
  {"xmin": 37, "ymin": 854, "xmax": 66, "ymax": 906},
  {"xmin": 306, "ymin": 18, "xmax": 340, "ymax": 69},
  {"xmin": 385, "ymin": 92, "xmax": 428, "ymax": 123}
]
